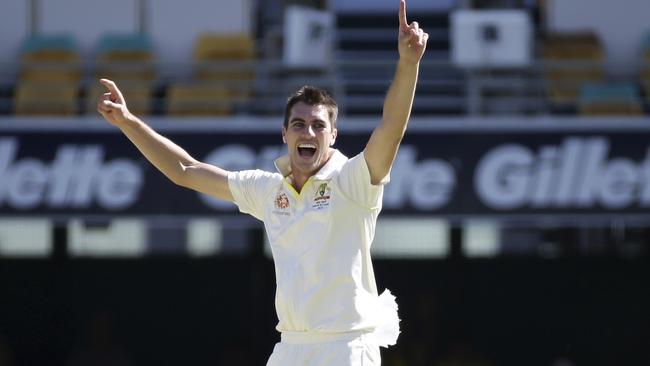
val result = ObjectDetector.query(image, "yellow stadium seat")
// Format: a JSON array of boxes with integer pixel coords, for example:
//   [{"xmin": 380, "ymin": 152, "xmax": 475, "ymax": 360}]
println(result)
[
  {"xmin": 166, "ymin": 83, "xmax": 234, "ymax": 116},
  {"xmin": 93, "ymin": 33, "xmax": 157, "ymax": 82},
  {"xmin": 19, "ymin": 34, "xmax": 82, "ymax": 83},
  {"xmin": 579, "ymin": 103, "xmax": 643, "ymax": 116},
  {"xmin": 15, "ymin": 81, "xmax": 79, "ymax": 116},
  {"xmin": 87, "ymin": 80, "xmax": 153, "ymax": 115},
  {"xmin": 542, "ymin": 32, "xmax": 604, "ymax": 107},
  {"xmin": 193, "ymin": 33, "xmax": 255, "ymax": 60},
  {"xmin": 158, "ymin": 33, "xmax": 258, "ymax": 117}
]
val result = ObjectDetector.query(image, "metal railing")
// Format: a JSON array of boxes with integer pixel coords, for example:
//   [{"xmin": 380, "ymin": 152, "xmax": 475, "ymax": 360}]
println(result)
[{"xmin": 1, "ymin": 58, "xmax": 649, "ymax": 117}]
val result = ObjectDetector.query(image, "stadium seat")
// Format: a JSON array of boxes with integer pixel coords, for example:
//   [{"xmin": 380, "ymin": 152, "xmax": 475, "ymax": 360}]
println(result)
[
  {"xmin": 191, "ymin": 33, "xmax": 256, "ymax": 104},
  {"xmin": 16, "ymin": 34, "xmax": 81, "ymax": 115},
  {"xmin": 166, "ymin": 82, "xmax": 234, "ymax": 116},
  {"xmin": 93, "ymin": 33, "xmax": 156, "ymax": 81},
  {"xmin": 193, "ymin": 33, "xmax": 255, "ymax": 83},
  {"xmin": 14, "ymin": 81, "xmax": 79, "ymax": 115},
  {"xmin": 578, "ymin": 82, "xmax": 643, "ymax": 116},
  {"xmin": 193, "ymin": 33, "xmax": 255, "ymax": 60},
  {"xmin": 543, "ymin": 32, "xmax": 604, "ymax": 108},
  {"xmin": 19, "ymin": 33, "xmax": 81, "ymax": 82},
  {"xmin": 86, "ymin": 80, "xmax": 154, "ymax": 115}
]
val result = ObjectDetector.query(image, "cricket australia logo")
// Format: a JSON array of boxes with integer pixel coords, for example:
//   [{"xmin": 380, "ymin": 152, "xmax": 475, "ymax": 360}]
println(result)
[{"xmin": 312, "ymin": 183, "xmax": 332, "ymax": 210}]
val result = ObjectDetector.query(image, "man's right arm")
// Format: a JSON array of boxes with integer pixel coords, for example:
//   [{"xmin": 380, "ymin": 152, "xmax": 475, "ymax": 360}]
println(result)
[{"xmin": 97, "ymin": 79, "xmax": 234, "ymax": 202}]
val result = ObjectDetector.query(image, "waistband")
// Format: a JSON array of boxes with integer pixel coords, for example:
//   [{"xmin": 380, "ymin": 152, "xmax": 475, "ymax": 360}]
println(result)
[
  {"xmin": 279, "ymin": 289, "xmax": 401, "ymax": 348},
  {"xmin": 280, "ymin": 329, "xmax": 371, "ymax": 344}
]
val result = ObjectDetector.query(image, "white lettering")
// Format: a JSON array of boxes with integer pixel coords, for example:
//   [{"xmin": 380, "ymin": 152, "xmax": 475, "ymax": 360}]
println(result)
[
  {"xmin": 385, "ymin": 146, "xmax": 455, "ymax": 210},
  {"xmin": 530, "ymin": 146, "xmax": 557, "ymax": 207},
  {"xmin": 97, "ymin": 160, "xmax": 143, "ymax": 210},
  {"xmin": 476, "ymin": 137, "xmax": 650, "ymax": 210},
  {"xmin": 0, "ymin": 138, "xmax": 143, "ymax": 210},
  {"xmin": 0, "ymin": 138, "xmax": 18, "ymax": 203},
  {"xmin": 554, "ymin": 138, "xmax": 582, "ymax": 207},
  {"xmin": 47, "ymin": 146, "xmax": 79, "ymax": 207},
  {"xmin": 7, "ymin": 159, "xmax": 48, "ymax": 209},
  {"xmin": 410, "ymin": 160, "xmax": 455, "ymax": 210},
  {"xmin": 598, "ymin": 159, "xmax": 638, "ymax": 208},
  {"xmin": 475, "ymin": 144, "xmax": 532, "ymax": 210},
  {"xmin": 641, "ymin": 147, "xmax": 650, "ymax": 206},
  {"xmin": 575, "ymin": 138, "xmax": 608, "ymax": 207}
]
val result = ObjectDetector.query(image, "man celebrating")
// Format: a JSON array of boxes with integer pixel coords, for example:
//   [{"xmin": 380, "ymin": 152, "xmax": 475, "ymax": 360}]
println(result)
[{"xmin": 97, "ymin": 1, "xmax": 427, "ymax": 364}]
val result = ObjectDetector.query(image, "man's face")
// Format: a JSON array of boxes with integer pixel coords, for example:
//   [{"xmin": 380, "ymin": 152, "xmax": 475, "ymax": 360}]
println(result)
[{"xmin": 282, "ymin": 102, "xmax": 337, "ymax": 177}]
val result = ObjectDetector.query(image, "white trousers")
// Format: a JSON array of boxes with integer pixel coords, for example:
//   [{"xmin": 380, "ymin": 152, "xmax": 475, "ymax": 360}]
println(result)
[{"xmin": 266, "ymin": 332, "xmax": 381, "ymax": 366}]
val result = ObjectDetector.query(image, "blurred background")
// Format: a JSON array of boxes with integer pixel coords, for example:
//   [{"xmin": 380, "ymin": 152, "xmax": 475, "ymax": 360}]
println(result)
[{"xmin": 1, "ymin": 0, "xmax": 649, "ymax": 365}]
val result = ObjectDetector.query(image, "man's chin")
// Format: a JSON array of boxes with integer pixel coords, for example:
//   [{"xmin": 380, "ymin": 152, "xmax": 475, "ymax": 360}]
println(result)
[{"xmin": 292, "ymin": 159, "xmax": 320, "ymax": 174}]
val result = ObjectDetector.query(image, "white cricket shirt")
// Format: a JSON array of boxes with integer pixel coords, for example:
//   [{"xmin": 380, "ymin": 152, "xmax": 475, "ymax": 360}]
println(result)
[{"xmin": 228, "ymin": 149, "xmax": 392, "ymax": 335}]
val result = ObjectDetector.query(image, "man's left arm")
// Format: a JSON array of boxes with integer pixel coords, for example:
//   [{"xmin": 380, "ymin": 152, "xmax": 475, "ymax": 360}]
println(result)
[{"xmin": 364, "ymin": 0, "xmax": 428, "ymax": 184}]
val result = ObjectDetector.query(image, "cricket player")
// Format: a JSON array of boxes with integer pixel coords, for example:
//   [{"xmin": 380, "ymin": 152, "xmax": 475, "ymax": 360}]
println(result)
[{"xmin": 97, "ymin": 1, "xmax": 427, "ymax": 364}]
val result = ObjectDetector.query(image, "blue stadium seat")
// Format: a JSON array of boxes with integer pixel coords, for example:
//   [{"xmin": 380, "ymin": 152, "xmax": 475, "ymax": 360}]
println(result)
[
  {"xmin": 579, "ymin": 82, "xmax": 643, "ymax": 115},
  {"xmin": 21, "ymin": 33, "xmax": 78, "ymax": 56},
  {"xmin": 580, "ymin": 82, "xmax": 639, "ymax": 103},
  {"xmin": 95, "ymin": 33, "xmax": 153, "ymax": 55}
]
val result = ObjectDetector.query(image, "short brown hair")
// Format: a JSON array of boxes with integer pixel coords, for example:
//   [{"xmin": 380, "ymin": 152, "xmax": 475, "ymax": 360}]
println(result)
[{"xmin": 284, "ymin": 86, "xmax": 338, "ymax": 129}]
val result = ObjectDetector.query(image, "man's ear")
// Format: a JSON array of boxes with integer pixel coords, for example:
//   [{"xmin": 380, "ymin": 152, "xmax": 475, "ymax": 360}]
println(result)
[
  {"xmin": 330, "ymin": 128, "xmax": 338, "ymax": 146},
  {"xmin": 282, "ymin": 127, "xmax": 287, "ymax": 144}
]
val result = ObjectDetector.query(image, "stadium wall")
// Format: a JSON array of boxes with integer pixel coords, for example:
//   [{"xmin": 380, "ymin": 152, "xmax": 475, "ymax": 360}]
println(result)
[{"xmin": 2, "ymin": 116, "xmax": 650, "ymax": 221}]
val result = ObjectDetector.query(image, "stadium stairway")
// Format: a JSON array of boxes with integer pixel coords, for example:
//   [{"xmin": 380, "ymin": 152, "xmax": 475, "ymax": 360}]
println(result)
[{"xmin": 335, "ymin": 12, "xmax": 466, "ymax": 115}]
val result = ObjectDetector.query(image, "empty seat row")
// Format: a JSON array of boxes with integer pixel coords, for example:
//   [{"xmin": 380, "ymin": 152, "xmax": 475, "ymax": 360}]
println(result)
[
  {"xmin": 543, "ymin": 31, "xmax": 650, "ymax": 116},
  {"xmin": 13, "ymin": 32, "xmax": 257, "ymax": 116}
]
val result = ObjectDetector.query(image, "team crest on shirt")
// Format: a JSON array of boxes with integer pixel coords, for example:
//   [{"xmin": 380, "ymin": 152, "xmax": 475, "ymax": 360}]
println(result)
[
  {"xmin": 312, "ymin": 183, "xmax": 332, "ymax": 210},
  {"xmin": 275, "ymin": 192, "xmax": 290, "ymax": 209},
  {"xmin": 274, "ymin": 191, "xmax": 290, "ymax": 215}
]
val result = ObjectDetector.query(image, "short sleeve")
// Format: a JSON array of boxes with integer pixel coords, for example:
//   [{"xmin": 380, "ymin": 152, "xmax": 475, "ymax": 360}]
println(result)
[
  {"xmin": 228, "ymin": 169, "xmax": 280, "ymax": 220},
  {"xmin": 335, "ymin": 151, "xmax": 388, "ymax": 209}
]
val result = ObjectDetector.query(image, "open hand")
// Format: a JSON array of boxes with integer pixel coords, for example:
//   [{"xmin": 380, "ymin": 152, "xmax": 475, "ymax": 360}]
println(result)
[
  {"xmin": 97, "ymin": 79, "xmax": 132, "ymax": 126},
  {"xmin": 398, "ymin": 0, "xmax": 428, "ymax": 64}
]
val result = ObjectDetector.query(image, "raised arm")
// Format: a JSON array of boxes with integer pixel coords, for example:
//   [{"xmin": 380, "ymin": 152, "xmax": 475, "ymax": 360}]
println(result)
[
  {"xmin": 364, "ymin": 0, "xmax": 428, "ymax": 184},
  {"xmin": 97, "ymin": 79, "xmax": 234, "ymax": 202}
]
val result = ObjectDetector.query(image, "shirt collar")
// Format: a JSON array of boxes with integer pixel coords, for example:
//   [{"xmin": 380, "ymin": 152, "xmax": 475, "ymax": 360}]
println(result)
[{"xmin": 274, "ymin": 149, "xmax": 348, "ymax": 180}]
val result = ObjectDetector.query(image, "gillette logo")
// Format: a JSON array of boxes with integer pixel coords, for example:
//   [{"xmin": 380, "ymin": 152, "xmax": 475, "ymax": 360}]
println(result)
[
  {"xmin": 0, "ymin": 138, "xmax": 143, "ymax": 210},
  {"xmin": 475, "ymin": 137, "xmax": 650, "ymax": 210}
]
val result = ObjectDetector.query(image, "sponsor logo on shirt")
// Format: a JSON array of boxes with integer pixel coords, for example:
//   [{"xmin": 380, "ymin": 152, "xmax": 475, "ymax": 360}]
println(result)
[{"xmin": 312, "ymin": 183, "xmax": 331, "ymax": 210}]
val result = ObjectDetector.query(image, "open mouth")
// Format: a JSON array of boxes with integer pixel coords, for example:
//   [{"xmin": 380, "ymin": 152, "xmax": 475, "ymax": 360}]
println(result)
[{"xmin": 297, "ymin": 143, "xmax": 317, "ymax": 158}]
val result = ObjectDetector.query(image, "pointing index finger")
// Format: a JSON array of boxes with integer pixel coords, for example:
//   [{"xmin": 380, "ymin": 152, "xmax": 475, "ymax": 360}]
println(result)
[
  {"xmin": 399, "ymin": 0, "xmax": 408, "ymax": 32},
  {"xmin": 100, "ymin": 78, "xmax": 124, "ymax": 103}
]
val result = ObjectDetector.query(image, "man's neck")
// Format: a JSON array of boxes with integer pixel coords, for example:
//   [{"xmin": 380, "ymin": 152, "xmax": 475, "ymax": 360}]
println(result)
[
  {"xmin": 288, "ymin": 148, "xmax": 335, "ymax": 193},
  {"xmin": 289, "ymin": 173, "xmax": 310, "ymax": 193}
]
